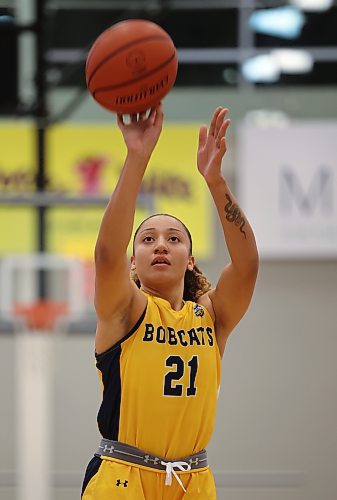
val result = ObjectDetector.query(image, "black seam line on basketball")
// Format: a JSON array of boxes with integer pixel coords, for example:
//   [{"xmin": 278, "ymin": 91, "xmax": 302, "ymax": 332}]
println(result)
[
  {"xmin": 92, "ymin": 51, "xmax": 176, "ymax": 96},
  {"xmin": 87, "ymin": 35, "xmax": 171, "ymax": 87}
]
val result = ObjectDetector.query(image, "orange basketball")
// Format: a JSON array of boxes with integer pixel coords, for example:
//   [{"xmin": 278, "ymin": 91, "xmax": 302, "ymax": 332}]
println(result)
[{"xmin": 85, "ymin": 19, "xmax": 178, "ymax": 114}]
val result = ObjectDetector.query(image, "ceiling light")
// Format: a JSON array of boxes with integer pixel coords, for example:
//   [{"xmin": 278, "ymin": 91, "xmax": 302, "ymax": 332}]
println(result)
[
  {"xmin": 242, "ymin": 55, "xmax": 280, "ymax": 83},
  {"xmin": 249, "ymin": 7, "xmax": 305, "ymax": 39},
  {"xmin": 271, "ymin": 49, "xmax": 314, "ymax": 74},
  {"xmin": 290, "ymin": 0, "xmax": 333, "ymax": 11}
]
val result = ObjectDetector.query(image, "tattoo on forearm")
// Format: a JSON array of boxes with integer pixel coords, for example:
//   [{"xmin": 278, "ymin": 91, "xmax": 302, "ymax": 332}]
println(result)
[{"xmin": 224, "ymin": 194, "xmax": 247, "ymax": 239}]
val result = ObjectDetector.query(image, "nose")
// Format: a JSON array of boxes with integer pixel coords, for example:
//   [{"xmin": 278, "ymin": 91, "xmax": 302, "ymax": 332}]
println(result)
[{"xmin": 154, "ymin": 237, "xmax": 168, "ymax": 253}]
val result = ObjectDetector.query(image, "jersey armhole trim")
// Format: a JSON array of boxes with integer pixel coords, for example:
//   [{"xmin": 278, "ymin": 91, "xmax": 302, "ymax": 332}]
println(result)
[{"xmin": 95, "ymin": 305, "xmax": 147, "ymax": 361}]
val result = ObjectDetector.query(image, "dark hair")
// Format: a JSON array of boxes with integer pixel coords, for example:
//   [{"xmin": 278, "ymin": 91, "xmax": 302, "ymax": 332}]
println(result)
[{"xmin": 131, "ymin": 214, "xmax": 211, "ymax": 302}]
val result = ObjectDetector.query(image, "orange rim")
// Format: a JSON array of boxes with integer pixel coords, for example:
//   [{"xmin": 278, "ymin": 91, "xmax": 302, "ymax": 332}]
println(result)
[{"xmin": 13, "ymin": 300, "xmax": 69, "ymax": 331}]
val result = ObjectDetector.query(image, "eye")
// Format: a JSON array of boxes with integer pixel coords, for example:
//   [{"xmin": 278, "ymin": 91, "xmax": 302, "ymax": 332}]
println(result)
[
  {"xmin": 143, "ymin": 236, "xmax": 154, "ymax": 243},
  {"xmin": 169, "ymin": 236, "xmax": 180, "ymax": 242}
]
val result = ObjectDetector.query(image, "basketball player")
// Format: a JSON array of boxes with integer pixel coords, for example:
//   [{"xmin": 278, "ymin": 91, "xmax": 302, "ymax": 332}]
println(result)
[{"xmin": 81, "ymin": 104, "xmax": 259, "ymax": 499}]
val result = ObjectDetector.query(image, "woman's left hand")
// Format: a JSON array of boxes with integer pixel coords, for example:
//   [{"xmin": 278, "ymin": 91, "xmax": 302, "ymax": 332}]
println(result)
[{"xmin": 197, "ymin": 107, "xmax": 231, "ymax": 184}]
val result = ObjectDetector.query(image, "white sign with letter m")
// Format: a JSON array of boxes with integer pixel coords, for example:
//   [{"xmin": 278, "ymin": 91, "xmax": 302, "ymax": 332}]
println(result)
[{"xmin": 238, "ymin": 122, "xmax": 337, "ymax": 258}]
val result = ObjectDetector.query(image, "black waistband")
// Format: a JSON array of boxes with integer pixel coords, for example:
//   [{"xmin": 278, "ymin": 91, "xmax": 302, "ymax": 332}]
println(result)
[{"xmin": 96, "ymin": 439, "xmax": 208, "ymax": 471}]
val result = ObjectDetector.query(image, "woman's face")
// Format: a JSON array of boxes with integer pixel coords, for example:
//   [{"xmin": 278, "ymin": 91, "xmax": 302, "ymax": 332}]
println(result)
[{"xmin": 131, "ymin": 215, "xmax": 194, "ymax": 289}]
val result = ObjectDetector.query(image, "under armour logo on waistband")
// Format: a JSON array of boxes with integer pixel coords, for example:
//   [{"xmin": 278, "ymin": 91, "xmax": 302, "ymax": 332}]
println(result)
[
  {"xmin": 144, "ymin": 455, "xmax": 160, "ymax": 465},
  {"xmin": 116, "ymin": 479, "xmax": 128, "ymax": 487},
  {"xmin": 99, "ymin": 444, "xmax": 115, "ymax": 453},
  {"xmin": 189, "ymin": 457, "xmax": 199, "ymax": 466}
]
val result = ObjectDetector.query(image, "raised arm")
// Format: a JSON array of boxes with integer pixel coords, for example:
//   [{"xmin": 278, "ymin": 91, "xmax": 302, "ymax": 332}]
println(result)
[
  {"xmin": 95, "ymin": 104, "xmax": 163, "ymax": 352},
  {"xmin": 197, "ymin": 107, "xmax": 259, "ymax": 355}
]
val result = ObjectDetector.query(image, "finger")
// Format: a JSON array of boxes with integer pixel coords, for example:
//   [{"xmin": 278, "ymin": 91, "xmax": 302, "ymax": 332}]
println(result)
[
  {"xmin": 215, "ymin": 108, "xmax": 229, "ymax": 138},
  {"xmin": 218, "ymin": 118, "xmax": 231, "ymax": 139},
  {"xmin": 152, "ymin": 102, "xmax": 163, "ymax": 126},
  {"xmin": 144, "ymin": 107, "xmax": 152, "ymax": 119},
  {"xmin": 139, "ymin": 111, "xmax": 147, "ymax": 121},
  {"xmin": 209, "ymin": 107, "xmax": 223, "ymax": 137},
  {"xmin": 147, "ymin": 105, "xmax": 157, "ymax": 123},
  {"xmin": 198, "ymin": 125, "xmax": 207, "ymax": 149},
  {"xmin": 216, "ymin": 136, "xmax": 227, "ymax": 152},
  {"xmin": 117, "ymin": 114, "xmax": 125, "ymax": 127}
]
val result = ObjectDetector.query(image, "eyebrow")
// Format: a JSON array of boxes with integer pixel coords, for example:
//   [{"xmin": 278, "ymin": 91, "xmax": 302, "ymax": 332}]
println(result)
[{"xmin": 138, "ymin": 227, "xmax": 185, "ymax": 235}]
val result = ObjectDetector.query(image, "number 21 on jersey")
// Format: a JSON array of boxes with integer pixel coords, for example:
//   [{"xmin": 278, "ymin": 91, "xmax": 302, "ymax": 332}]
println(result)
[{"xmin": 163, "ymin": 355, "xmax": 199, "ymax": 397}]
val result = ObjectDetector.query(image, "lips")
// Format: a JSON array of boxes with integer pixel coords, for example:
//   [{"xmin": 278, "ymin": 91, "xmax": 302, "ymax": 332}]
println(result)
[{"xmin": 151, "ymin": 257, "xmax": 170, "ymax": 266}]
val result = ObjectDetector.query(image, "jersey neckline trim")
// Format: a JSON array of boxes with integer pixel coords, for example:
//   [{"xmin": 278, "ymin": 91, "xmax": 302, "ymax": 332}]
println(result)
[{"xmin": 144, "ymin": 292, "xmax": 188, "ymax": 314}]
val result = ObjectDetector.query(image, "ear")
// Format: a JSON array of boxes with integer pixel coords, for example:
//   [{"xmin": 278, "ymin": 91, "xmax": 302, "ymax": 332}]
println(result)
[
  {"xmin": 130, "ymin": 255, "xmax": 136, "ymax": 271},
  {"xmin": 187, "ymin": 256, "xmax": 195, "ymax": 271}
]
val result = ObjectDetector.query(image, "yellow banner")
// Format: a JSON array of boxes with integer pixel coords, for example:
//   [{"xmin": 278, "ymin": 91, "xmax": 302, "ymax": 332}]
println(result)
[
  {"xmin": 0, "ymin": 122, "xmax": 36, "ymax": 252},
  {"xmin": 0, "ymin": 122, "xmax": 212, "ymax": 259}
]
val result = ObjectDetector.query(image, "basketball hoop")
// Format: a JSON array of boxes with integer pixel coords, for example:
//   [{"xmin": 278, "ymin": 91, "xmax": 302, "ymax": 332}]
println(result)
[
  {"xmin": 0, "ymin": 253, "xmax": 87, "ymax": 500},
  {"xmin": 13, "ymin": 300, "xmax": 69, "ymax": 500},
  {"xmin": 13, "ymin": 300, "xmax": 69, "ymax": 331}
]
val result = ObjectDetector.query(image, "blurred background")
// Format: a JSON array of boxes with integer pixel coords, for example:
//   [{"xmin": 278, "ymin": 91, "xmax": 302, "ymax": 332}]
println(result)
[{"xmin": 0, "ymin": 1, "xmax": 337, "ymax": 499}]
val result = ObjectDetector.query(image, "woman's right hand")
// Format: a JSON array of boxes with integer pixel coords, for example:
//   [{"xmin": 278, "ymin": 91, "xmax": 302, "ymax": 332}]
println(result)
[{"xmin": 117, "ymin": 102, "xmax": 163, "ymax": 160}]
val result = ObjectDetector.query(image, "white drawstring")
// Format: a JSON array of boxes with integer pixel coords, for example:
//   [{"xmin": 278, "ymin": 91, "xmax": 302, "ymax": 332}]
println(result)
[{"xmin": 160, "ymin": 460, "xmax": 191, "ymax": 492}]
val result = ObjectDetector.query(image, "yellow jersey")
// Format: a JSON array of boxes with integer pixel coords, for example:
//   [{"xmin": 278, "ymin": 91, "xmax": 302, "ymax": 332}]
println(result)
[{"xmin": 95, "ymin": 293, "xmax": 221, "ymax": 460}]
